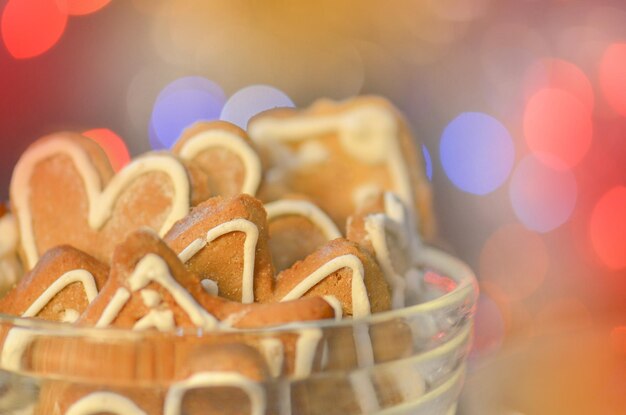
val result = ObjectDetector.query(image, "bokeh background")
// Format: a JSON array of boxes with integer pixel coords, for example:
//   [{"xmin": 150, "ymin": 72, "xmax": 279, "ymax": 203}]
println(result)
[{"xmin": 1, "ymin": 0, "xmax": 626, "ymax": 413}]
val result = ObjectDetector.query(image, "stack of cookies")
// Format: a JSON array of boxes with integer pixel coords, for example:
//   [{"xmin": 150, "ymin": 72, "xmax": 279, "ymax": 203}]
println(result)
[{"xmin": 0, "ymin": 96, "xmax": 436, "ymax": 414}]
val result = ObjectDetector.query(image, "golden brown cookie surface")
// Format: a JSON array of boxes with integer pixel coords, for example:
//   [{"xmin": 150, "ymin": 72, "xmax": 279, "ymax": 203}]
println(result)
[
  {"xmin": 248, "ymin": 96, "xmax": 435, "ymax": 238},
  {"xmin": 10, "ymin": 133, "xmax": 209, "ymax": 269}
]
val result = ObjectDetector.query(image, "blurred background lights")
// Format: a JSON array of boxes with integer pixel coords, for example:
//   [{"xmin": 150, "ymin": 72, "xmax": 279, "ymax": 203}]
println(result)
[
  {"xmin": 82, "ymin": 128, "xmax": 130, "ymax": 172},
  {"xmin": 479, "ymin": 224, "xmax": 549, "ymax": 301},
  {"xmin": 149, "ymin": 76, "xmax": 226, "ymax": 149},
  {"xmin": 1, "ymin": 0, "xmax": 68, "ymax": 59},
  {"xmin": 55, "ymin": 0, "xmax": 112, "ymax": 16},
  {"xmin": 589, "ymin": 186, "xmax": 626, "ymax": 270},
  {"xmin": 220, "ymin": 85, "xmax": 295, "ymax": 129},
  {"xmin": 524, "ymin": 58, "xmax": 594, "ymax": 111},
  {"xmin": 440, "ymin": 112, "xmax": 514, "ymax": 195},
  {"xmin": 422, "ymin": 144, "xmax": 433, "ymax": 181},
  {"xmin": 524, "ymin": 88, "xmax": 593, "ymax": 168},
  {"xmin": 509, "ymin": 155, "xmax": 577, "ymax": 233},
  {"xmin": 470, "ymin": 293, "xmax": 505, "ymax": 360},
  {"xmin": 599, "ymin": 43, "xmax": 626, "ymax": 117}
]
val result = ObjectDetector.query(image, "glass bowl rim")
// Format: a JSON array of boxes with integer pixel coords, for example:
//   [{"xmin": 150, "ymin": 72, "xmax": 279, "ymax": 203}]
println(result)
[{"xmin": 0, "ymin": 246, "xmax": 477, "ymax": 339}]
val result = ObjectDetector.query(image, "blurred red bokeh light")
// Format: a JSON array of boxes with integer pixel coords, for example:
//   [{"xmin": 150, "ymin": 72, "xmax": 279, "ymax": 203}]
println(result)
[
  {"xmin": 599, "ymin": 43, "xmax": 626, "ymax": 118},
  {"xmin": 1, "ymin": 0, "xmax": 68, "ymax": 59},
  {"xmin": 82, "ymin": 128, "xmax": 130, "ymax": 172},
  {"xmin": 589, "ymin": 186, "xmax": 626, "ymax": 270},
  {"xmin": 524, "ymin": 88, "xmax": 593, "ymax": 168},
  {"xmin": 56, "ymin": 0, "xmax": 112, "ymax": 16}
]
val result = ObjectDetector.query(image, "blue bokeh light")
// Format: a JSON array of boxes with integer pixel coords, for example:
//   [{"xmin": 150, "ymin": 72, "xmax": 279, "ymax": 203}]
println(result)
[
  {"xmin": 220, "ymin": 84, "xmax": 295, "ymax": 129},
  {"xmin": 440, "ymin": 112, "xmax": 515, "ymax": 195},
  {"xmin": 422, "ymin": 144, "xmax": 433, "ymax": 181},
  {"xmin": 149, "ymin": 77, "xmax": 226, "ymax": 149},
  {"xmin": 509, "ymin": 154, "xmax": 577, "ymax": 233}
]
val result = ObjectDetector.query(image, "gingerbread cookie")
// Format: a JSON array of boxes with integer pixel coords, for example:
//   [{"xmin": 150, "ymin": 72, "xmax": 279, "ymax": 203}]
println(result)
[
  {"xmin": 347, "ymin": 192, "xmax": 423, "ymax": 308},
  {"xmin": 164, "ymin": 194, "xmax": 275, "ymax": 304},
  {"xmin": 36, "ymin": 343, "xmax": 269, "ymax": 415},
  {"xmin": 248, "ymin": 96, "xmax": 435, "ymax": 238},
  {"xmin": 10, "ymin": 132, "xmax": 210, "ymax": 269},
  {"xmin": 272, "ymin": 238, "xmax": 391, "ymax": 318},
  {"xmin": 265, "ymin": 197, "xmax": 341, "ymax": 272},
  {"xmin": 80, "ymin": 229, "xmax": 335, "ymax": 330},
  {"xmin": 0, "ymin": 205, "xmax": 22, "ymax": 296},
  {"xmin": 173, "ymin": 121, "xmax": 262, "ymax": 197}
]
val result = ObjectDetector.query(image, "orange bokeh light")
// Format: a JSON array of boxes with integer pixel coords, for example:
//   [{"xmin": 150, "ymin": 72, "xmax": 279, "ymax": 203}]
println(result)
[
  {"xmin": 56, "ymin": 0, "xmax": 112, "ymax": 16},
  {"xmin": 479, "ymin": 223, "xmax": 549, "ymax": 301},
  {"xmin": 589, "ymin": 186, "xmax": 626, "ymax": 270},
  {"xmin": 599, "ymin": 43, "xmax": 626, "ymax": 117},
  {"xmin": 82, "ymin": 128, "xmax": 131, "ymax": 172},
  {"xmin": 1, "ymin": 0, "xmax": 68, "ymax": 59},
  {"xmin": 524, "ymin": 88, "xmax": 593, "ymax": 168}
]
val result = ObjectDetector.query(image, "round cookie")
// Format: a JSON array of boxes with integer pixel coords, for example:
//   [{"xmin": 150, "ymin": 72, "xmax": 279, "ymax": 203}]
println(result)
[{"xmin": 173, "ymin": 120, "xmax": 263, "ymax": 197}]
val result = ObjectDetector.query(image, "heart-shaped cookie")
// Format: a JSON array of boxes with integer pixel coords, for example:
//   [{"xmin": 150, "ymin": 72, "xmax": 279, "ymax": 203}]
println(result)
[
  {"xmin": 248, "ymin": 96, "xmax": 435, "ymax": 238},
  {"xmin": 10, "ymin": 133, "xmax": 209, "ymax": 269},
  {"xmin": 173, "ymin": 121, "xmax": 263, "ymax": 197}
]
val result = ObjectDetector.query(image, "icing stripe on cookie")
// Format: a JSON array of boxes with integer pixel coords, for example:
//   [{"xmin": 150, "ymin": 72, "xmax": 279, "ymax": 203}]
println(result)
[
  {"xmin": 66, "ymin": 392, "xmax": 147, "ymax": 415},
  {"xmin": 22, "ymin": 269, "xmax": 98, "ymax": 318},
  {"xmin": 259, "ymin": 338, "xmax": 284, "ymax": 378},
  {"xmin": 248, "ymin": 105, "xmax": 414, "ymax": 210},
  {"xmin": 1, "ymin": 269, "xmax": 100, "ymax": 370},
  {"xmin": 294, "ymin": 328, "xmax": 322, "ymax": 378},
  {"xmin": 178, "ymin": 129, "xmax": 262, "ymax": 196},
  {"xmin": 178, "ymin": 218, "xmax": 259, "ymax": 304},
  {"xmin": 279, "ymin": 254, "xmax": 371, "ymax": 318},
  {"xmin": 96, "ymin": 254, "xmax": 218, "ymax": 330},
  {"xmin": 12, "ymin": 136, "xmax": 191, "ymax": 268},
  {"xmin": 164, "ymin": 372, "xmax": 266, "ymax": 415},
  {"xmin": 265, "ymin": 200, "xmax": 341, "ymax": 240}
]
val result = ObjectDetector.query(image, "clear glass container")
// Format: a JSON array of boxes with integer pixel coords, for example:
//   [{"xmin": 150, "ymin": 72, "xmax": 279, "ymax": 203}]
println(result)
[{"xmin": 0, "ymin": 246, "xmax": 476, "ymax": 415}]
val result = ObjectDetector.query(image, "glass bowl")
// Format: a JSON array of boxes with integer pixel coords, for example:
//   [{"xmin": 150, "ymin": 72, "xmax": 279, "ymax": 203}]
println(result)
[{"xmin": 0, "ymin": 246, "xmax": 477, "ymax": 415}]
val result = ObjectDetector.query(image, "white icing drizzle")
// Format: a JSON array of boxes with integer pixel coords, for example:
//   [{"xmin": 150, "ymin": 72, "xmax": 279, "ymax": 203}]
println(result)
[
  {"xmin": 0, "ymin": 214, "xmax": 17, "ymax": 257},
  {"xmin": 179, "ymin": 218, "xmax": 259, "ymax": 304},
  {"xmin": 259, "ymin": 337, "xmax": 284, "ymax": 378},
  {"xmin": 95, "ymin": 287, "xmax": 131, "ymax": 328},
  {"xmin": 349, "ymin": 371, "xmax": 380, "ymax": 414},
  {"xmin": 140, "ymin": 289, "xmax": 162, "ymax": 308},
  {"xmin": 200, "ymin": 278, "xmax": 218, "ymax": 296},
  {"xmin": 293, "ymin": 328, "xmax": 322, "ymax": 378},
  {"xmin": 248, "ymin": 104, "xmax": 414, "ymax": 210},
  {"xmin": 353, "ymin": 324, "xmax": 375, "ymax": 368},
  {"xmin": 265, "ymin": 199, "xmax": 341, "ymax": 241},
  {"xmin": 322, "ymin": 295, "xmax": 343, "ymax": 320},
  {"xmin": 279, "ymin": 254, "xmax": 371, "ymax": 318},
  {"xmin": 218, "ymin": 309, "xmax": 249, "ymax": 328},
  {"xmin": 352, "ymin": 183, "xmax": 382, "ymax": 210},
  {"xmin": 164, "ymin": 372, "xmax": 266, "ymax": 415},
  {"xmin": 61, "ymin": 308, "xmax": 80, "ymax": 323},
  {"xmin": 65, "ymin": 392, "xmax": 147, "ymax": 415},
  {"xmin": 178, "ymin": 129, "xmax": 262, "ymax": 195},
  {"xmin": 11, "ymin": 136, "xmax": 191, "ymax": 268},
  {"xmin": 0, "ymin": 269, "xmax": 100, "ymax": 370},
  {"xmin": 364, "ymin": 214, "xmax": 406, "ymax": 309},
  {"xmin": 296, "ymin": 141, "xmax": 329, "ymax": 166},
  {"xmin": 177, "ymin": 238, "xmax": 207, "ymax": 263},
  {"xmin": 364, "ymin": 192, "xmax": 423, "ymax": 308},
  {"xmin": 133, "ymin": 309, "xmax": 175, "ymax": 331},
  {"xmin": 127, "ymin": 254, "xmax": 218, "ymax": 330},
  {"xmin": 22, "ymin": 270, "xmax": 98, "ymax": 318}
]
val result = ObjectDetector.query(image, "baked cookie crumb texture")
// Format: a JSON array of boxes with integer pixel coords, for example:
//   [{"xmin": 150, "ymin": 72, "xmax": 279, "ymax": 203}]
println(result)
[{"xmin": 0, "ymin": 96, "xmax": 436, "ymax": 414}]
